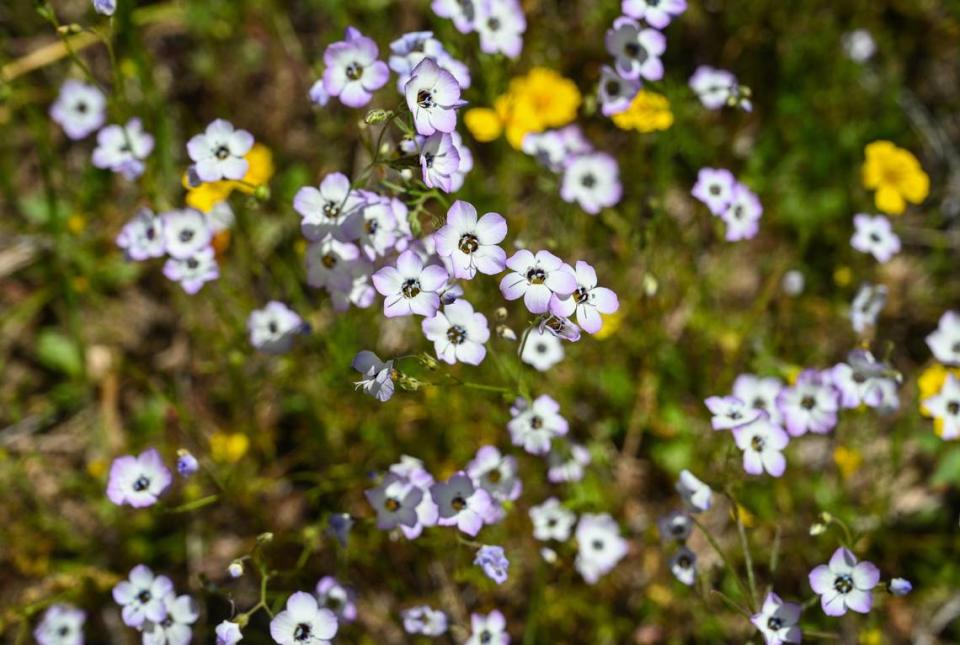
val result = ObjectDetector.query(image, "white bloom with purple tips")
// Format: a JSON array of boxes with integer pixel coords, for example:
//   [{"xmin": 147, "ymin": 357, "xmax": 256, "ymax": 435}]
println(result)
[
  {"xmin": 116, "ymin": 208, "xmax": 166, "ymax": 261},
  {"xmin": 186, "ymin": 119, "xmax": 254, "ymax": 183},
  {"xmin": 777, "ymin": 369, "xmax": 839, "ymax": 436},
  {"xmin": 106, "ymin": 448, "xmax": 172, "ymax": 508},
  {"xmin": 351, "ymin": 351, "xmax": 395, "ymax": 402},
  {"xmin": 404, "ymin": 58, "xmax": 464, "ymax": 136},
  {"xmin": 373, "ymin": 250, "xmax": 448, "ymax": 318},
  {"xmin": 142, "ymin": 593, "xmax": 198, "ymax": 645},
  {"xmin": 809, "ymin": 547, "xmax": 879, "ymax": 616},
  {"xmin": 500, "ymin": 250, "xmax": 576, "ymax": 315},
  {"xmin": 560, "ymin": 152, "xmax": 623, "ymax": 215},
  {"xmin": 269, "ymin": 591, "xmax": 338, "ymax": 645},
  {"xmin": 50, "ymin": 80, "xmax": 106, "ymax": 140},
  {"xmin": 315, "ymin": 576, "xmax": 357, "ymax": 623},
  {"xmin": 622, "ymin": 0, "xmax": 687, "ymax": 29},
  {"xmin": 575, "ymin": 513, "xmax": 628, "ymax": 584},
  {"xmin": 466, "ymin": 610, "xmax": 509, "ymax": 645},
  {"xmin": 508, "ymin": 395, "xmax": 568, "ymax": 455},
  {"xmin": 530, "ymin": 497, "xmax": 576, "ymax": 541},
  {"xmin": 419, "ymin": 132, "xmax": 462, "ymax": 192},
  {"xmin": 733, "ymin": 418, "xmax": 789, "ymax": 477},
  {"xmin": 598, "ymin": 66, "xmax": 641, "ymax": 117},
  {"xmin": 926, "ymin": 310, "xmax": 960, "ymax": 366},
  {"xmin": 474, "ymin": 545, "xmax": 510, "ymax": 585},
  {"xmin": 422, "ymin": 299, "xmax": 490, "ymax": 365},
  {"xmin": 322, "ymin": 27, "xmax": 390, "ymax": 108},
  {"xmin": 247, "ymin": 301, "xmax": 304, "ymax": 354},
  {"xmin": 112, "ymin": 565, "xmax": 174, "ymax": 628},
  {"xmin": 34, "ymin": 604, "xmax": 85, "ymax": 645},
  {"xmin": 430, "ymin": 471, "xmax": 495, "ymax": 536},
  {"xmin": 851, "ymin": 214, "xmax": 900, "ymax": 262},
  {"xmin": 704, "ymin": 395, "xmax": 761, "ymax": 431},
  {"xmin": 434, "ymin": 200, "xmax": 507, "ymax": 280},
  {"xmin": 550, "ymin": 261, "xmax": 619, "ymax": 334},
  {"xmin": 475, "ymin": 0, "xmax": 526, "ymax": 59},
  {"xmin": 750, "ymin": 592, "xmax": 802, "ymax": 645},
  {"xmin": 402, "ymin": 606, "xmax": 448, "ymax": 636},
  {"xmin": 92, "ymin": 118, "xmax": 154, "ymax": 180},
  {"xmin": 605, "ymin": 17, "xmax": 666, "ymax": 81},
  {"xmin": 163, "ymin": 246, "xmax": 219, "ymax": 294}
]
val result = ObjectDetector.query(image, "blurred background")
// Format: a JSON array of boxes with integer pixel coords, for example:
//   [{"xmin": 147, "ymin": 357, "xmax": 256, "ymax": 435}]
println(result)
[{"xmin": 2, "ymin": 0, "xmax": 960, "ymax": 642}]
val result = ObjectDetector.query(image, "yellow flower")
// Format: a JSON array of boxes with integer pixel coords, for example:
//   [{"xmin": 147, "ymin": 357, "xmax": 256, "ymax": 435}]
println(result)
[
  {"xmin": 859, "ymin": 627, "xmax": 883, "ymax": 645},
  {"xmin": 593, "ymin": 309, "xmax": 624, "ymax": 340},
  {"xmin": 490, "ymin": 67, "xmax": 581, "ymax": 148},
  {"xmin": 862, "ymin": 141, "xmax": 929, "ymax": 215},
  {"xmin": 210, "ymin": 432, "xmax": 249, "ymax": 463},
  {"xmin": 611, "ymin": 90, "xmax": 674, "ymax": 133},
  {"xmin": 833, "ymin": 446, "xmax": 863, "ymax": 479},
  {"xmin": 833, "ymin": 265, "xmax": 853, "ymax": 287},
  {"xmin": 918, "ymin": 364, "xmax": 960, "ymax": 436},
  {"xmin": 464, "ymin": 108, "xmax": 503, "ymax": 142},
  {"xmin": 185, "ymin": 143, "xmax": 275, "ymax": 212}
]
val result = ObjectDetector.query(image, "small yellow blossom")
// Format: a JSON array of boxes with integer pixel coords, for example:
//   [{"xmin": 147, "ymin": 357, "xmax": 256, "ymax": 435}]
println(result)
[
  {"xmin": 611, "ymin": 90, "xmax": 674, "ymax": 133},
  {"xmin": 859, "ymin": 627, "xmax": 883, "ymax": 645},
  {"xmin": 594, "ymin": 309, "xmax": 624, "ymax": 340},
  {"xmin": 67, "ymin": 214, "xmax": 86, "ymax": 234},
  {"xmin": 732, "ymin": 504, "xmax": 755, "ymax": 528},
  {"xmin": 862, "ymin": 141, "xmax": 929, "ymax": 215},
  {"xmin": 918, "ymin": 363, "xmax": 960, "ymax": 436},
  {"xmin": 833, "ymin": 265, "xmax": 852, "ymax": 287},
  {"xmin": 464, "ymin": 108, "xmax": 503, "ymax": 142},
  {"xmin": 833, "ymin": 446, "xmax": 863, "ymax": 479},
  {"xmin": 185, "ymin": 143, "xmax": 275, "ymax": 212},
  {"xmin": 479, "ymin": 67, "xmax": 581, "ymax": 148},
  {"xmin": 210, "ymin": 432, "xmax": 249, "ymax": 463}
]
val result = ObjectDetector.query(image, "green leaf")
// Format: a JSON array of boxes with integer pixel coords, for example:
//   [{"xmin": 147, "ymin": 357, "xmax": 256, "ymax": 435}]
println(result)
[{"xmin": 36, "ymin": 329, "xmax": 83, "ymax": 377}]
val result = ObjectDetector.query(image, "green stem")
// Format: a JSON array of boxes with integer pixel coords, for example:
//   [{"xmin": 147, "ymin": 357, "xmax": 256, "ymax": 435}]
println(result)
[
  {"xmin": 165, "ymin": 494, "xmax": 218, "ymax": 513},
  {"xmin": 690, "ymin": 515, "xmax": 753, "ymax": 610},
  {"xmin": 725, "ymin": 489, "xmax": 758, "ymax": 611}
]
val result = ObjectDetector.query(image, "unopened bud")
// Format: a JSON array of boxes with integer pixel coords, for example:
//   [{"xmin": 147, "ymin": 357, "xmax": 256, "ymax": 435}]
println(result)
[
  {"xmin": 497, "ymin": 325, "xmax": 517, "ymax": 341},
  {"xmin": 364, "ymin": 109, "xmax": 392, "ymax": 125},
  {"xmin": 494, "ymin": 307, "xmax": 508, "ymax": 322},
  {"xmin": 809, "ymin": 523, "xmax": 827, "ymax": 536},
  {"xmin": 256, "ymin": 532, "xmax": 274, "ymax": 545},
  {"xmin": 227, "ymin": 560, "xmax": 244, "ymax": 578},
  {"xmin": 253, "ymin": 185, "xmax": 271, "ymax": 201}
]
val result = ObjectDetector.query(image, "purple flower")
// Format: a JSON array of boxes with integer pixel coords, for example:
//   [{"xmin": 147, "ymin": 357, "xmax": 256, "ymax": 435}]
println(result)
[
  {"xmin": 750, "ymin": 592, "xmax": 802, "ymax": 645},
  {"xmin": 215, "ymin": 621, "xmax": 243, "ymax": 645},
  {"xmin": 34, "ymin": 604, "xmax": 85, "ymax": 645},
  {"xmin": 657, "ymin": 510, "xmax": 693, "ymax": 541},
  {"xmin": 389, "ymin": 32, "xmax": 445, "ymax": 82},
  {"xmin": 434, "ymin": 200, "xmax": 507, "ymax": 279},
  {"xmin": 327, "ymin": 513, "xmax": 354, "ymax": 547},
  {"xmin": 92, "ymin": 0, "xmax": 115, "ymax": 15},
  {"xmin": 692, "ymin": 167, "xmax": 737, "ymax": 215},
  {"xmin": 402, "ymin": 606, "xmax": 448, "ymax": 636},
  {"xmin": 500, "ymin": 250, "xmax": 576, "ymax": 314},
  {"xmin": 889, "ymin": 578, "xmax": 912, "ymax": 596},
  {"xmin": 50, "ymin": 80, "xmax": 106, "ymax": 140},
  {"xmin": 372, "ymin": 250, "xmax": 448, "ymax": 317},
  {"xmin": 117, "ymin": 207, "xmax": 166, "ymax": 261},
  {"xmin": 474, "ymin": 545, "xmax": 510, "ymax": 584},
  {"xmin": 404, "ymin": 57, "xmax": 464, "ymax": 136},
  {"xmin": 733, "ymin": 374, "xmax": 785, "ymax": 426},
  {"xmin": 676, "ymin": 470, "xmax": 712, "ymax": 513},
  {"xmin": 141, "ymin": 593, "xmax": 199, "ymax": 644},
  {"xmin": 926, "ymin": 310, "xmax": 960, "ymax": 365},
  {"xmin": 112, "ymin": 565, "xmax": 174, "ymax": 628},
  {"xmin": 308, "ymin": 79, "xmax": 330, "ymax": 106},
  {"xmin": 777, "ymin": 369, "xmax": 839, "ymax": 436},
  {"xmin": 475, "ymin": 0, "xmax": 526, "ymax": 59},
  {"xmin": 365, "ymin": 473, "xmax": 423, "ymax": 530},
  {"xmin": 830, "ymin": 352, "xmax": 899, "ymax": 410},
  {"xmin": 306, "ymin": 236, "xmax": 361, "ymax": 291},
  {"xmin": 92, "ymin": 118, "xmax": 154, "ymax": 180},
  {"xmin": 106, "ymin": 448, "xmax": 171, "ymax": 508},
  {"xmin": 432, "ymin": 0, "xmax": 478, "ymax": 33},
  {"xmin": 850, "ymin": 283, "xmax": 887, "ymax": 334},
  {"xmin": 467, "ymin": 445, "xmax": 522, "ymax": 502},
  {"xmin": 430, "ymin": 471, "xmax": 495, "ymax": 536},
  {"xmin": 508, "ymin": 395, "xmax": 568, "ymax": 455},
  {"xmin": 388, "ymin": 457, "xmax": 439, "ymax": 539},
  {"xmin": 270, "ymin": 592, "xmax": 338, "ymax": 645},
  {"xmin": 809, "ymin": 547, "xmax": 879, "ymax": 616},
  {"xmin": 329, "ymin": 260, "xmax": 377, "ymax": 312},
  {"xmin": 732, "ymin": 418, "xmax": 789, "ymax": 476},
  {"xmin": 315, "ymin": 576, "xmax": 357, "ymax": 623},
  {"xmin": 605, "ymin": 17, "xmax": 666, "ymax": 81},
  {"xmin": 186, "ymin": 119, "xmax": 254, "ymax": 182},
  {"xmin": 538, "ymin": 314, "xmax": 582, "ymax": 342},
  {"xmin": 704, "ymin": 395, "xmax": 761, "ymax": 430},
  {"xmin": 550, "ymin": 260, "xmax": 619, "ymax": 334},
  {"xmin": 622, "ymin": 0, "xmax": 687, "ymax": 29},
  {"xmin": 851, "ymin": 214, "xmax": 901, "ymax": 263},
  {"xmin": 175, "ymin": 449, "xmax": 199, "ymax": 477},
  {"xmin": 575, "ymin": 513, "xmax": 628, "ymax": 584},
  {"xmin": 322, "ymin": 27, "xmax": 389, "ymax": 108},
  {"xmin": 295, "ymin": 172, "xmax": 362, "ymax": 241},
  {"xmin": 342, "ymin": 193, "xmax": 409, "ymax": 260},
  {"xmin": 467, "ymin": 610, "xmax": 510, "ymax": 645},
  {"xmin": 669, "ymin": 546, "xmax": 697, "ymax": 586},
  {"xmin": 351, "ymin": 351, "xmax": 395, "ymax": 402},
  {"xmin": 163, "ymin": 246, "xmax": 219, "ymax": 294},
  {"xmin": 721, "ymin": 184, "xmax": 763, "ymax": 241},
  {"xmin": 690, "ymin": 66, "xmax": 749, "ymax": 111},
  {"xmin": 161, "ymin": 209, "xmax": 212, "ymax": 259},
  {"xmin": 598, "ymin": 66, "xmax": 641, "ymax": 117},
  {"xmin": 560, "ymin": 152, "xmax": 623, "ymax": 214},
  {"xmin": 422, "ymin": 298, "xmax": 489, "ymax": 365},
  {"xmin": 247, "ymin": 301, "xmax": 305, "ymax": 354},
  {"xmin": 419, "ymin": 132, "xmax": 462, "ymax": 192},
  {"xmin": 547, "ymin": 441, "xmax": 590, "ymax": 483}
]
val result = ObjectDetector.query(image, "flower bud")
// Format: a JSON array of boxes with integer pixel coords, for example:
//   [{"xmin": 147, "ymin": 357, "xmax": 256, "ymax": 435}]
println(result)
[
  {"xmin": 253, "ymin": 185, "xmax": 271, "ymax": 201},
  {"xmin": 809, "ymin": 522, "xmax": 827, "ymax": 536},
  {"xmin": 227, "ymin": 560, "xmax": 244, "ymax": 578},
  {"xmin": 364, "ymin": 109, "xmax": 392, "ymax": 125},
  {"xmin": 497, "ymin": 325, "xmax": 517, "ymax": 341}
]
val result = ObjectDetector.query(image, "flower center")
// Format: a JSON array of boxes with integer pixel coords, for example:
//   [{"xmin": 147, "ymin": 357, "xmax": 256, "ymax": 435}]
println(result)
[
  {"xmin": 451, "ymin": 495, "xmax": 467, "ymax": 511},
  {"xmin": 345, "ymin": 63, "xmax": 363, "ymax": 80},
  {"xmin": 137, "ymin": 590, "xmax": 152, "ymax": 603},
  {"xmin": 215, "ymin": 145, "xmax": 230, "ymax": 160},
  {"xmin": 604, "ymin": 80, "xmax": 621, "ymax": 96},
  {"xmin": 76, "ymin": 101, "xmax": 88, "ymax": 114},
  {"xmin": 480, "ymin": 631, "xmax": 493, "ymax": 644},
  {"xmin": 709, "ymin": 184, "xmax": 721, "ymax": 195},
  {"xmin": 833, "ymin": 574, "xmax": 853, "ymax": 594},
  {"xmin": 268, "ymin": 321, "xmax": 278, "ymax": 334},
  {"xmin": 422, "ymin": 152, "xmax": 435, "ymax": 168},
  {"xmin": 677, "ymin": 555, "xmax": 692, "ymax": 568},
  {"xmin": 186, "ymin": 258, "xmax": 199, "ymax": 270},
  {"xmin": 625, "ymin": 42, "xmax": 648, "ymax": 63},
  {"xmin": 581, "ymin": 173, "xmax": 597, "ymax": 188},
  {"xmin": 385, "ymin": 497, "xmax": 400, "ymax": 511},
  {"xmin": 801, "ymin": 395, "xmax": 816, "ymax": 410},
  {"xmin": 767, "ymin": 616, "xmax": 783, "ymax": 631},
  {"xmin": 526, "ymin": 267, "xmax": 546, "ymax": 284},
  {"xmin": 322, "ymin": 253, "xmax": 337, "ymax": 269},
  {"xmin": 592, "ymin": 539, "xmax": 604, "ymax": 550},
  {"xmin": 947, "ymin": 401, "xmax": 959, "ymax": 416},
  {"xmin": 458, "ymin": 234, "xmax": 479, "ymax": 254},
  {"xmin": 750, "ymin": 435, "xmax": 765, "ymax": 451},
  {"xmin": 323, "ymin": 201, "xmax": 341, "ymax": 219},
  {"xmin": 133, "ymin": 475, "xmax": 151, "ymax": 492},
  {"xmin": 417, "ymin": 89, "xmax": 435, "ymax": 109},
  {"xmin": 402, "ymin": 279, "xmax": 421, "ymax": 298},
  {"xmin": 487, "ymin": 469, "xmax": 502, "ymax": 484},
  {"xmin": 293, "ymin": 623, "xmax": 312, "ymax": 641},
  {"xmin": 446, "ymin": 325, "xmax": 467, "ymax": 344},
  {"xmin": 530, "ymin": 415, "xmax": 544, "ymax": 429},
  {"xmin": 179, "ymin": 229, "xmax": 194, "ymax": 243},
  {"xmin": 487, "ymin": 16, "xmax": 501, "ymax": 31}
]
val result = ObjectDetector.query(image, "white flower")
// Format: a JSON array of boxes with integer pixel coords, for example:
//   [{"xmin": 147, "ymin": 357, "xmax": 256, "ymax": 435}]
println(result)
[
  {"xmin": 676, "ymin": 470, "xmax": 712, "ymax": 513},
  {"xmin": 546, "ymin": 441, "xmax": 591, "ymax": 483},
  {"xmin": 112, "ymin": 564, "xmax": 174, "ymax": 628},
  {"xmin": 432, "ymin": 0, "xmax": 479, "ymax": 34},
  {"xmin": 500, "ymin": 250, "xmax": 576, "ymax": 314},
  {"xmin": 247, "ymin": 301, "xmax": 305, "ymax": 354},
  {"xmin": 402, "ymin": 606, "xmax": 448, "ymax": 636},
  {"xmin": 732, "ymin": 374, "xmax": 785, "ymax": 426},
  {"xmin": 808, "ymin": 547, "xmax": 879, "ymax": 616},
  {"xmin": 733, "ymin": 418, "xmax": 789, "ymax": 477},
  {"xmin": 465, "ymin": 610, "xmax": 509, "ymax": 645},
  {"xmin": 849, "ymin": 283, "xmax": 887, "ymax": 334},
  {"xmin": 475, "ymin": 0, "xmax": 526, "ymax": 59},
  {"xmin": 520, "ymin": 329, "xmax": 564, "ymax": 371},
  {"xmin": 404, "ymin": 57, "xmax": 463, "ymax": 136},
  {"xmin": 926, "ymin": 310, "xmax": 960, "ymax": 366},
  {"xmin": 923, "ymin": 373, "xmax": 960, "ymax": 440},
  {"xmin": 522, "ymin": 125, "xmax": 592, "ymax": 172},
  {"xmin": 34, "ymin": 604, "xmax": 85, "ymax": 645},
  {"xmin": 689, "ymin": 66, "xmax": 740, "ymax": 111},
  {"xmin": 851, "ymin": 214, "xmax": 901, "ymax": 263},
  {"xmin": 560, "ymin": 152, "xmax": 623, "ymax": 215},
  {"xmin": 92, "ymin": 118, "xmax": 154, "ymax": 179},
  {"xmin": 351, "ymin": 351, "xmax": 395, "ymax": 402},
  {"xmin": 163, "ymin": 246, "xmax": 219, "ymax": 294},
  {"xmin": 215, "ymin": 621, "xmax": 243, "ymax": 645},
  {"xmin": 161, "ymin": 209, "xmax": 212, "ymax": 259},
  {"xmin": 605, "ymin": 17, "xmax": 666, "ymax": 81},
  {"xmin": 550, "ymin": 261, "xmax": 619, "ymax": 334},
  {"xmin": 117, "ymin": 208, "xmax": 166, "ymax": 261},
  {"xmin": 621, "ymin": 0, "xmax": 687, "ymax": 29},
  {"xmin": 575, "ymin": 513, "xmax": 628, "ymax": 584},
  {"xmin": 206, "ymin": 201, "xmax": 236, "ymax": 233},
  {"xmin": 50, "ymin": 80, "xmax": 106, "ymax": 140},
  {"xmin": 750, "ymin": 592, "xmax": 802, "ymax": 645},
  {"xmin": 433, "ymin": 200, "xmax": 507, "ymax": 280},
  {"xmin": 295, "ymin": 173, "xmax": 362, "ymax": 242},
  {"xmin": 704, "ymin": 395, "xmax": 761, "ymax": 431},
  {"xmin": 187, "ymin": 119, "xmax": 254, "ymax": 182},
  {"xmin": 270, "ymin": 592, "xmax": 338, "ymax": 645},
  {"xmin": 106, "ymin": 449, "xmax": 172, "ymax": 508},
  {"xmin": 843, "ymin": 29, "xmax": 876, "ymax": 63},
  {"xmin": 142, "ymin": 594, "xmax": 199, "ymax": 645},
  {"xmin": 508, "ymin": 395, "xmax": 568, "ymax": 455},
  {"xmin": 306, "ymin": 236, "xmax": 361, "ymax": 292},
  {"xmin": 530, "ymin": 497, "xmax": 576, "ymax": 541},
  {"xmin": 372, "ymin": 250, "xmax": 449, "ymax": 317},
  {"xmin": 422, "ymin": 299, "xmax": 490, "ymax": 365},
  {"xmin": 720, "ymin": 184, "xmax": 763, "ymax": 241},
  {"xmin": 365, "ymin": 474, "xmax": 423, "ymax": 530},
  {"xmin": 669, "ymin": 546, "xmax": 697, "ymax": 585}
]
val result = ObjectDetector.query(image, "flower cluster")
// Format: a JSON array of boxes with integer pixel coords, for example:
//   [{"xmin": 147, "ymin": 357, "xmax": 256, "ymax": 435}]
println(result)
[
  {"xmin": 692, "ymin": 167, "xmax": 764, "ymax": 241},
  {"xmin": 432, "ymin": 0, "xmax": 526, "ymax": 59},
  {"xmin": 112, "ymin": 565, "xmax": 198, "ymax": 644}
]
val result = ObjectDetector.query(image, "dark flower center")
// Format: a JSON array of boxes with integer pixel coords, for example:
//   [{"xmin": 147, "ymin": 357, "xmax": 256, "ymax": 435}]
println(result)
[
  {"xmin": 592, "ymin": 539, "xmax": 604, "ymax": 550},
  {"xmin": 59, "ymin": 626, "xmax": 70, "ymax": 636},
  {"xmin": 458, "ymin": 234, "xmax": 479, "ymax": 254},
  {"xmin": 951, "ymin": 341, "xmax": 960, "ymax": 354},
  {"xmin": 293, "ymin": 623, "xmax": 311, "ymax": 641},
  {"xmin": 345, "ymin": 63, "xmax": 363, "ymax": 80},
  {"xmin": 487, "ymin": 17, "xmax": 500, "ymax": 31},
  {"xmin": 417, "ymin": 89, "xmax": 435, "ymax": 109},
  {"xmin": 801, "ymin": 395, "xmax": 816, "ymax": 410},
  {"xmin": 451, "ymin": 495, "xmax": 467, "ymax": 511},
  {"xmin": 709, "ymin": 184, "xmax": 721, "ymax": 195},
  {"xmin": 186, "ymin": 258, "xmax": 199, "ymax": 270},
  {"xmin": 326, "ymin": 596, "xmax": 342, "ymax": 610},
  {"xmin": 133, "ymin": 475, "xmax": 151, "ymax": 492},
  {"xmin": 268, "ymin": 321, "xmax": 278, "ymax": 334},
  {"xmin": 869, "ymin": 232, "xmax": 882, "ymax": 243},
  {"xmin": 753, "ymin": 397, "xmax": 767, "ymax": 409},
  {"xmin": 487, "ymin": 469, "xmax": 502, "ymax": 484},
  {"xmin": 447, "ymin": 325, "xmax": 467, "ymax": 344},
  {"xmin": 834, "ymin": 574, "xmax": 853, "ymax": 594},
  {"xmin": 535, "ymin": 343, "xmax": 548, "ymax": 353},
  {"xmin": 526, "ymin": 267, "xmax": 546, "ymax": 284},
  {"xmin": 457, "ymin": 0, "xmax": 476, "ymax": 21},
  {"xmin": 179, "ymin": 229, "xmax": 194, "ymax": 243},
  {"xmin": 947, "ymin": 401, "xmax": 959, "ymax": 416},
  {"xmin": 530, "ymin": 415, "xmax": 544, "ymax": 429},
  {"xmin": 402, "ymin": 279, "xmax": 421, "ymax": 298},
  {"xmin": 625, "ymin": 42, "xmax": 648, "ymax": 63},
  {"xmin": 137, "ymin": 590, "xmax": 152, "ymax": 603},
  {"xmin": 750, "ymin": 435, "xmax": 765, "ymax": 451},
  {"xmin": 581, "ymin": 173, "xmax": 597, "ymax": 188},
  {"xmin": 767, "ymin": 616, "xmax": 783, "ymax": 631},
  {"xmin": 422, "ymin": 152, "xmax": 435, "ymax": 168},
  {"xmin": 385, "ymin": 497, "xmax": 400, "ymax": 511},
  {"xmin": 480, "ymin": 630, "xmax": 492, "ymax": 644},
  {"xmin": 146, "ymin": 226, "xmax": 156, "ymax": 240},
  {"xmin": 322, "ymin": 253, "xmax": 337, "ymax": 269},
  {"xmin": 76, "ymin": 101, "xmax": 88, "ymax": 114},
  {"xmin": 604, "ymin": 80, "xmax": 621, "ymax": 96},
  {"xmin": 215, "ymin": 145, "xmax": 230, "ymax": 160},
  {"xmin": 365, "ymin": 218, "xmax": 379, "ymax": 234},
  {"xmin": 677, "ymin": 555, "xmax": 692, "ymax": 568},
  {"xmin": 323, "ymin": 201, "xmax": 341, "ymax": 219}
]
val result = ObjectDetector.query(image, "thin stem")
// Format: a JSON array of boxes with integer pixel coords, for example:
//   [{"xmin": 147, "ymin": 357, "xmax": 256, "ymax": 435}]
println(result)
[
  {"xmin": 164, "ymin": 494, "xmax": 219, "ymax": 513},
  {"xmin": 690, "ymin": 515, "xmax": 753, "ymax": 609},
  {"xmin": 708, "ymin": 589, "xmax": 752, "ymax": 618},
  {"xmin": 725, "ymin": 489, "xmax": 758, "ymax": 611}
]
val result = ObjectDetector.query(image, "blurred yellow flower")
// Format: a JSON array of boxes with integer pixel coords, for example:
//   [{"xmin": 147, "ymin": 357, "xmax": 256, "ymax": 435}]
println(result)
[
  {"xmin": 862, "ymin": 141, "xmax": 929, "ymax": 215},
  {"xmin": 833, "ymin": 446, "xmax": 863, "ymax": 479},
  {"xmin": 67, "ymin": 214, "xmax": 87, "ymax": 234},
  {"xmin": 594, "ymin": 309, "xmax": 624, "ymax": 340},
  {"xmin": 918, "ymin": 363, "xmax": 960, "ymax": 436},
  {"xmin": 859, "ymin": 627, "xmax": 883, "ymax": 645},
  {"xmin": 611, "ymin": 90, "xmax": 674, "ymax": 133},
  {"xmin": 210, "ymin": 432, "xmax": 249, "ymax": 463},
  {"xmin": 464, "ymin": 108, "xmax": 503, "ymax": 142},
  {"xmin": 833, "ymin": 265, "xmax": 852, "ymax": 287},
  {"xmin": 646, "ymin": 583, "xmax": 674, "ymax": 606},
  {"xmin": 185, "ymin": 143, "xmax": 275, "ymax": 212},
  {"xmin": 732, "ymin": 504, "xmax": 755, "ymax": 528}
]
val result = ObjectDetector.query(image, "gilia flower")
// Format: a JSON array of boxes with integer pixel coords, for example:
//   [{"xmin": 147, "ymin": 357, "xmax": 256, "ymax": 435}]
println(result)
[
  {"xmin": 322, "ymin": 27, "xmax": 389, "ymax": 108},
  {"xmin": 434, "ymin": 200, "xmax": 507, "ymax": 279},
  {"xmin": 809, "ymin": 547, "xmax": 879, "ymax": 616},
  {"xmin": 92, "ymin": 0, "xmax": 116, "ymax": 16},
  {"xmin": 611, "ymin": 90, "xmax": 673, "ymax": 133},
  {"xmin": 366, "ymin": 473, "xmax": 426, "ymax": 530},
  {"xmin": 142, "ymin": 594, "xmax": 199, "ymax": 645},
  {"xmin": 34, "ymin": 604, "xmax": 85, "ymax": 645},
  {"xmin": 926, "ymin": 310, "xmax": 960, "ymax": 365},
  {"xmin": 215, "ymin": 621, "xmax": 243, "ymax": 645},
  {"xmin": 575, "ymin": 513, "xmax": 628, "ymax": 584},
  {"xmin": 850, "ymin": 283, "xmax": 887, "ymax": 334},
  {"xmin": 402, "ymin": 606, "xmax": 448, "ymax": 636},
  {"xmin": 270, "ymin": 592, "xmax": 338, "ymax": 645},
  {"xmin": 432, "ymin": 0, "xmax": 478, "ymax": 33},
  {"xmin": 419, "ymin": 132, "xmax": 462, "ymax": 192},
  {"xmin": 692, "ymin": 167, "xmax": 737, "ymax": 215},
  {"xmin": 475, "ymin": 0, "xmax": 526, "ymax": 59},
  {"xmin": 373, "ymin": 250, "xmax": 448, "ymax": 317},
  {"xmin": 704, "ymin": 395, "xmax": 761, "ymax": 430},
  {"xmin": 520, "ymin": 328, "xmax": 564, "ymax": 371},
  {"xmin": 530, "ymin": 497, "xmax": 576, "ymax": 541},
  {"xmin": 598, "ymin": 65, "xmax": 641, "ymax": 117},
  {"xmin": 295, "ymin": 172, "xmax": 362, "ymax": 241},
  {"xmin": 777, "ymin": 369, "xmax": 839, "ymax": 436},
  {"xmin": 187, "ymin": 119, "xmax": 254, "ymax": 183},
  {"xmin": 862, "ymin": 141, "xmax": 929, "ymax": 215},
  {"xmin": 50, "ymin": 80, "xmax": 106, "ymax": 140},
  {"xmin": 922, "ymin": 373, "xmax": 960, "ymax": 440},
  {"xmin": 106, "ymin": 448, "xmax": 171, "ymax": 508},
  {"xmin": 247, "ymin": 301, "xmax": 305, "ymax": 354},
  {"xmin": 388, "ymin": 31, "xmax": 445, "ymax": 82},
  {"xmin": 560, "ymin": 152, "xmax": 623, "ymax": 214},
  {"xmin": 163, "ymin": 246, "xmax": 219, "ymax": 294},
  {"xmin": 466, "ymin": 610, "xmax": 509, "ymax": 645},
  {"xmin": 430, "ymin": 472, "xmax": 496, "ymax": 536},
  {"xmin": 308, "ymin": 79, "xmax": 330, "ymax": 106},
  {"xmin": 669, "ymin": 546, "xmax": 697, "ymax": 585},
  {"xmin": 117, "ymin": 208, "xmax": 166, "ymax": 261},
  {"xmin": 733, "ymin": 374, "xmax": 785, "ymax": 426},
  {"xmin": 161, "ymin": 209, "xmax": 212, "ymax": 259},
  {"xmin": 500, "ymin": 250, "xmax": 576, "ymax": 314},
  {"xmin": 315, "ymin": 576, "xmax": 357, "ymax": 623},
  {"xmin": 92, "ymin": 118, "xmax": 154, "ymax": 180},
  {"xmin": 622, "ymin": 0, "xmax": 687, "ymax": 28},
  {"xmin": 508, "ymin": 395, "xmax": 568, "ymax": 455},
  {"xmin": 175, "ymin": 449, "xmax": 199, "ymax": 477},
  {"xmin": 474, "ymin": 545, "xmax": 510, "ymax": 584},
  {"xmin": 750, "ymin": 592, "xmax": 802, "ymax": 645},
  {"xmin": 657, "ymin": 511, "xmax": 693, "ymax": 541},
  {"xmin": 550, "ymin": 260, "xmax": 619, "ymax": 334},
  {"xmin": 676, "ymin": 470, "xmax": 712, "ymax": 513},
  {"xmin": 830, "ymin": 352, "xmax": 900, "ymax": 410},
  {"xmin": 185, "ymin": 144, "xmax": 274, "ymax": 212},
  {"xmin": 843, "ymin": 29, "xmax": 876, "ymax": 63},
  {"xmin": 689, "ymin": 66, "xmax": 751, "ymax": 111},
  {"xmin": 522, "ymin": 125, "xmax": 592, "ymax": 173},
  {"xmin": 889, "ymin": 578, "xmax": 912, "ymax": 596},
  {"xmin": 467, "ymin": 445, "xmax": 522, "ymax": 502},
  {"xmin": 851, "ymin": 214, "xmax": 900, "ymax": 262},
  {"xmin": 351, "ymin": 351, "xmax": 395, "ymax": 402},
  {"xmin": 733, "ymin": 418, "xmax": 789, "ymax": 477},
  {"xmin": 546, "ymin": 441, "xmax": 591, "ymax": 483},
  {"xmin": 721, "ymin": 184, "xmax": 763, "ymax": 241},
  {"xmin": 306, "ymin": 237, "xmax": 360, "ymax": 291},
  {"xmin": 112, "ymin": 565, "xmax": 174, "ymax": 628},
  {"xmin": 605, "ymin": 17, "xmax": 666, "ymax": 81},
  {"xmin": 422, "ymin": 298, "xmax": 490, "ymax": 365},
  {"xmin": 405, "ymin": 57, "xmax": 464, "ymax": 136}
]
